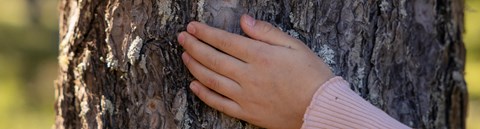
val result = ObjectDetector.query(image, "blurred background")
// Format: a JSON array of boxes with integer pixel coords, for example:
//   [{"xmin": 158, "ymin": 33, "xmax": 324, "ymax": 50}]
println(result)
[
  {"xmin": 0, "ymin": 0, "xmax": 58, "ymax": 128},
  {"xmin": 0, "ymin": 0, "xmax": 478, "ymax": 128}
]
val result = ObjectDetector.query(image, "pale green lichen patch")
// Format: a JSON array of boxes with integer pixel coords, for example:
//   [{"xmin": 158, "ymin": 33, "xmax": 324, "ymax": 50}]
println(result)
[
  {"xmin": 356, "ymin": 67, "xmax": 365, "ymax": 88},
  {"xmin": 127, "ymin": 36, "xmax": 144, "ymax": 65},
  {"xmin": 139, "ymin": 55, "xmax": 148, "ymax": 74},
  {"xmin": 287, "ymin": 29, "xmax": 300, "ymax": 39},
  {"xmin": 79, "ymin": 101, "xmax": 90, "ymax": 117},
  {"xmin": 197, "ymin": 0, "xmax": 205, "ymax": 22},
  {"xmin": 289, "ymin": 12, "xmax": 295, "ymax": 24},
  {"xmin": 106, "ymin": 54, "xmax": 118, "ymax": 69},
  {"xmin": 317, "ymin": 44, "xmax": 336, "ymax": 68},
  {"xmin": 399, "ymin": 0, "xmax": 408, "ymax": 18},
  {"xmin": 380, "ymin": 0, "xmax": 390, "ymax": 12},
  {"xmin": 156, "ymin": 0, "xmax": 173, "ymax": 26},
  {"xmin": 173, "ymin": 90, "xmax": 188, "ymax": 126},
  {"xmin": 452, "ymin": 71, "xmax": 464, "ymax": 82},
  {"xmin": 101, "ymin": 96, "xmax": 114, "ymax": 115}
]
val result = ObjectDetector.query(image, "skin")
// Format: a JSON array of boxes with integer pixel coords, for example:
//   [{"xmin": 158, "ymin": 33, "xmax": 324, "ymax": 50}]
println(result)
[{"xmin": 177, "ymin": 14, "xmax": 334, "ymax": 129}]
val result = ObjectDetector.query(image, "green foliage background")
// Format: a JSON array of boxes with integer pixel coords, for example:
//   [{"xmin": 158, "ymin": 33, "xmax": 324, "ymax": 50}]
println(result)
[
  {"xmin": 0, "ymin": 0, "xmax": 58, "ymax": 128},
  {"xmin": 0, "ymin": 0, "xmax": 478, "ymax": 128},
  {"xmin": 464, "ymin": 0, "xmax": 480, "ymax": 128}
]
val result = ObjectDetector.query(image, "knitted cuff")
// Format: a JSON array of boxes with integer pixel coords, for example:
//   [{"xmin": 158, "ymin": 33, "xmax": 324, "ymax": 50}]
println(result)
[{"xmin": 301, "ymin": 77, "xmax": 410, "ymax": 129}]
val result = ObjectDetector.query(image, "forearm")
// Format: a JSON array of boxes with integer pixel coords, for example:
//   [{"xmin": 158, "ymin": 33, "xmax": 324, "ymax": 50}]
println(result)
[{"xmin": 302, "ymin": 77, "xmax": 410, "ymax": 129}]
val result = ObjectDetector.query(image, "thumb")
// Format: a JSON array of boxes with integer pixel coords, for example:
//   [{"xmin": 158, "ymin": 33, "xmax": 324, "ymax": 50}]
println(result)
[{"xmin": 240, "ymin": 14, "xmax": 304, "ymax": 49}]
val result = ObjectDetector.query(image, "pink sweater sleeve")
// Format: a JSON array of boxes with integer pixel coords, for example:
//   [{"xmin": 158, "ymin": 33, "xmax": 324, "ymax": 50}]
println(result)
[{"xmin": 301, "ymin": 76, "xmax": 410, "ymax": 129}]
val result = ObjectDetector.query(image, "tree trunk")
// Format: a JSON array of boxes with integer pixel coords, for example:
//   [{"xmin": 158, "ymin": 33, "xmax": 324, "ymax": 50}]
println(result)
[{"xmin": 55, "ymin": 0, "xmax": 467, "ymax": 128}]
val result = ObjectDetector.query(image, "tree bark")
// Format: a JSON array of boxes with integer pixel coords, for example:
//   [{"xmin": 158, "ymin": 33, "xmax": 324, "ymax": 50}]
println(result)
[{"xmin": 55, "ymin": 0, "xmax": 467, "ymax": 128}]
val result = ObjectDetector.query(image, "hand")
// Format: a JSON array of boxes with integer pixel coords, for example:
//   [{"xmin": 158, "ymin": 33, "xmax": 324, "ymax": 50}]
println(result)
[{"xmin": 177, "ymin": 14, "xmax": 334, "ymax": 129}]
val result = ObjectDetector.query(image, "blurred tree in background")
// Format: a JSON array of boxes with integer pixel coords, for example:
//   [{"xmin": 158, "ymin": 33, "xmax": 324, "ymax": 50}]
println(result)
[{"xmin": 0, "ymin": 0, "xmax": 478, "ymax": 129}]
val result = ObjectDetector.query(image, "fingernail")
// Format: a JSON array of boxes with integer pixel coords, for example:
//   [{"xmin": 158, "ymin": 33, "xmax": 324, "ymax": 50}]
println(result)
[
  {"xmin": 187, "ymin": 23, "xmax": 196, "ymax": 34},
  {"xmin": 178, "ymin": 33, "xmax": 185, "ymax": 45},
  {"xmin": 244, "ymin": 15, "xmax": 256, "ymax": 27},
  {"xmin": 190, "ymin": 82, "xmax": 198, "ymax": 93},
  {"xmin": 181, "ymin": 52, "xmax": 190, "ymax": 63}
]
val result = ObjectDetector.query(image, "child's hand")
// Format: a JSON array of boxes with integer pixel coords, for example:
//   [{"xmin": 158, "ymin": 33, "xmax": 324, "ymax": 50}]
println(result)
[{"xmin": 177, "ymin": 15, "xmax": 334, "ymax": 129}]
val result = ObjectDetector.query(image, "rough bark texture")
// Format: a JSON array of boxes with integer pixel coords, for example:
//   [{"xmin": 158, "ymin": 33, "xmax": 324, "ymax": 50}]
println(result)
[{"xmin": 55, "ymin": 0, "xmax": 467, "ymax": 128}]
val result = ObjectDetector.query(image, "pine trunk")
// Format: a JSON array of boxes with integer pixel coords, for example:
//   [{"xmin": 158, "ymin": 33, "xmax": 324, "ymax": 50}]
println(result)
[{"xmin": 55, "ymin": 0, "xmax": 467, "ymax": 128}]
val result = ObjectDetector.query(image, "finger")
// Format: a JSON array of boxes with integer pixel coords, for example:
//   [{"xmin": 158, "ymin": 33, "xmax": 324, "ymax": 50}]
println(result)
[
  {"xmin": 190, "ymin": 81, "xmax": 244, "ymax": 119},
  {"xmin": 182, "ymin": 52, "xmax": 242, "ymax": 98},
  {"xmin": 186, "ymin": 21, "xmax": 270, "ymax": 62},
  {"xmin": 178, "ymin": 32, "xmax": 247, "ymax": 79},
  {"xmin": 240, "ymin": 14, "xmax": 306, "ymax": 50}
]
